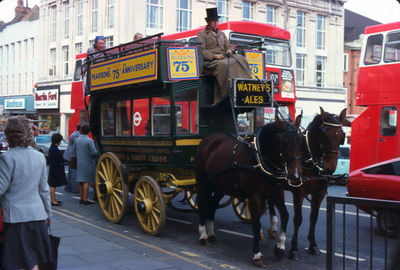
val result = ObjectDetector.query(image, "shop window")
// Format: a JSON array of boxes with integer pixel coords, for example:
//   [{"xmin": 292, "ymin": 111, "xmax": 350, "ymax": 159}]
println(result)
[
  {"xmin": 101, "ymin": 102, "xmax": 115, "ymax": 136},
  {"xmin": 116, "ymin": 100, "xmax": 131, "ymax": 136},
  {"xmin": 133, "ymin": 98, "xmax": 149, "ymax": 136},
  {"xmin": 152, "ymin": 97, "xmax": 170, "ymax": 136},
  {"xmin": 174, "ymin": 89, "xmax": 198, "ymax": 135},
  {"xmin": 381, "ymin": 106, "xmax": 397, "ymax": 136},
  {"xmin": 364, "ymin": 34, "xmax": 383, "ymax": 65}
]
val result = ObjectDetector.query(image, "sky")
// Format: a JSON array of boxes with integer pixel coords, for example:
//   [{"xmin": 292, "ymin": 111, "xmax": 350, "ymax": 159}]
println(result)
[{"xmin": 0, "ymin": 0, "xmax": 398, "ymax": 23}]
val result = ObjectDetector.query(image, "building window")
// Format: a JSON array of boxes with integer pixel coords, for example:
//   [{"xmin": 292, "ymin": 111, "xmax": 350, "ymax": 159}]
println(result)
[
  {"xmin": 31, "ymin": 38, "xmax": 35, "ymax": 60},
  {"xmin": 24, "ymin": 73, "xmax": 27, "ymax": 94},
  {"xmin": 51, "ymin": 5, "xmax": 57, "ymax": 42},
  {"xmin": 242, "ymin": 1, "xmax": 253, "ymax": 21},
  {"xmin": 0, "ymin": 46, "xmax": 2, "ymax": 65},
  {"xmin": 64, "ymin": 2, "xmax": 69, "ymax": 39},
  {"xmin": 11, "ymin": 75, "xmax": 14, "ymax": 95},
  {"xmin": 296, "ymin": 11, "xmax": 305, "ymax": 48},
  {"xmin": 11, "ymin": 43, "xmax": 15, "ymax": 65},
  {"xmin": 17, "ymin": 74, "xmax": 21, "ymax": 94},
  {"xmin": 92, "ymin": 0, "xmax": 98, "ymax": 32},
  {"xmin": 217, "ymin": 0, "xmax": 228, "ymax": 23},
  {"xmin": 17, "ymin": 41, "xmax": 21, "ymax": 63},
  {"xmin": 63, "ymin": 46, "xmax": 69, "ymax": 76},
  {"xmin": 77, "ymin": 0, "xmax": 83, "ymax": 36},
  {"xmin": 316, "ymin": 55, "xmax": 326, "ymax": 87},
  {"xmin": 50, "ymin": 48, "xmax": 56, "ymax": 76},
  {"xmin": 316, "ymin": 15, "xmax": 326, "ymax": 50},
  {"xmin": 344, "ymin": 53, "xmax": 348, "ymax": 72},
  {"xmin": 107, "ymin": 0, "xmax": 114, "ymax": 29},
  {"xmin": 24, "ymin": 40, "xmax": 28, "ymax": 61},
  {"xmin": 75, "ymin": 42, "xmax": 83, "ymax": 54},
  {"xmin": 146, "ymin": 0, "xmax": 163, "ymax": 29},
  {"xmin": 296, "ymin": 53, "xmax": 306, "ymax": 86},
  {"xmin": 266, "ymin": 5, "xmax": 276, "ymax": 26},
  {"xmin": 177, "ymin": 0, "xmax": 191, "ymax": 32},
  {"xmin": 105, "ymin": 36, "xmax": 114, "ymax": 47},
  {"xmin": 5, "ymin": 45, "xmax": 9, "ymax": 64}
]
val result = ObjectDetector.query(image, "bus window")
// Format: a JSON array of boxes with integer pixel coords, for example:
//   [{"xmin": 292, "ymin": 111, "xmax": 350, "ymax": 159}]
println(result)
[
  {"xmin": 384, "ymin": 31, "xmax": 400, "ymax": 63},
  {"xmin": 116, "ymin": 100, "xmax": 131, "ymax": 136},
  {"xmin": 364, "ymin": 34, "xmax": 383, "ymax": 65},
  {"xmin": 237, "ymin": 111, "xmax": 253, "ymax": 134},
  {"xmin": 174, "ymin": 89, "xmax": 198, "ymax": 135},
  {"xmin": 263, "ymin": 39, "xmax": 291, "ymax": 67},
  {"xmin": 73, "ymin": 59, "xmax": 83, "ymax": 81},
  {"xmin": 381, "ymin": 106, "xmax": 397, "ymax": 136},
  {"xmin": 152, "ymin": 97, "xmax": 171, "ymax": 136},
  {"xmin": 133, "ymin": 98, "xmax": 149, "ymax": 136},
  {"xmin": 101, "ymin": 102, "xmax": 115, "ymax": 136}
]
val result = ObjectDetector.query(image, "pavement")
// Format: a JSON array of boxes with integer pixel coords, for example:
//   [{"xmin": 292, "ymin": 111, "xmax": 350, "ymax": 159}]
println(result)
[{"xmin": 51, "ymin": 189, "xmax": 209, "ymax": 270}]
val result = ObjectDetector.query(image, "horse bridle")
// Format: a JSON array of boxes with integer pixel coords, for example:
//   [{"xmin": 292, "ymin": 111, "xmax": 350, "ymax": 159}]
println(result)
[{"xmin": 304, "ymin": 121, "xmax": 343, "ymax": 173}]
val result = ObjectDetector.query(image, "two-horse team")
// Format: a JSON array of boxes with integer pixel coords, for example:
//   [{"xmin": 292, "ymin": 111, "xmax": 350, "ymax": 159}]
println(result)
[{"xmin": 195, "ymin": 107, "xmax": 347, "ymax": 266}]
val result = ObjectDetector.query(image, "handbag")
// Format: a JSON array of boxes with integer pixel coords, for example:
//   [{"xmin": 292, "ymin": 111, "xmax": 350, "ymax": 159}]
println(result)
[
  {"xmin": 39, "ymin": 226, "xmax": 60, "ymax": 270},
  {"xmin": 70, "ymin": 155, "xmax": 77, "ymax": 169}
]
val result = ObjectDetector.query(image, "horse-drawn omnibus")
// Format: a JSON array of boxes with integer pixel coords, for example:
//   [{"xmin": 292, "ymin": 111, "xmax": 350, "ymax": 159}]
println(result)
[{"xmin": 83, "ymin": 21, "xmax": 298, "ymax": 241}]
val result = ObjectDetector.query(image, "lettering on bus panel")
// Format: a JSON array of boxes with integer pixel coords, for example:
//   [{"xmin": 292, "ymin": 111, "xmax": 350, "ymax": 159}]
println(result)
[
  {"xmin": 90, "ymin": 49, "xmax": 158, "ymax": 91},
  {"xmin": 281, "ymin": 69, "xmax": 294, "ymax": 99},
  {"xmin": 167, "ymin": 47, "xmax": 199, "ymax": 81},
  {"xmin": 234, "ymin": 79, "xmax": 273, "ymax": 108},
  {"xmin": 245, "ymin": 50, "xmax": 265, "ymax": 79}
]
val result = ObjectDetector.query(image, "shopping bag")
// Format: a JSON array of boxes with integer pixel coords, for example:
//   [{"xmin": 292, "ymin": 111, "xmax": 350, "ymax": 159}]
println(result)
[{"xmin": 39, "ymin": 230, "xmax": 60, "ymax": 270}]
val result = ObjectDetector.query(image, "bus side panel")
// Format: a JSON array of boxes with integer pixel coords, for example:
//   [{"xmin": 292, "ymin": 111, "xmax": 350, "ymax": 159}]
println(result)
[
  {"xmin": 377, "ymin": 104, "xmax": 400, "ymax": 165},
  {"xmin": 71, "ymin": 81, "xmax": 85, "ymax": 109},
  {"xmin": 68, "ymin": 111, "xmax": 82, "ymax": 139},
  {"xmin": 350, "ymin": 106, "xmax": 379, "ymax": 171}
]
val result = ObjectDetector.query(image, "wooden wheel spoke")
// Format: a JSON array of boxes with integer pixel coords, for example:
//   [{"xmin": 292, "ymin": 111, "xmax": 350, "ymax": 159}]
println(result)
[
  {"xmin": 137, "ymin": 187, "xmax": 146, "ymax": 199},
  {"xmin": 113, "ymin": 187, "xmax": 123, "ymax": 193},
  {"xmin": 113, "ymin": 191, "xmax": 123, "ymax": 206},
  {"xmin": 239, "ymin": 204, "xmax": 245, "ymax": 216},
  {"xmin": 100, "ymin": 162, "xmax": 109, "ymax": 181}
]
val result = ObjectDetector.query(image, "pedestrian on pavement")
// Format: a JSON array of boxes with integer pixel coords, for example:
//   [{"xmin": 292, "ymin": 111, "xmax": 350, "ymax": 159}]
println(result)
[
  {"xmin": 76, "ymin": 123, "xmax": 97, "ymax": 205},
  {"xmin": 30, "ymin": 123, "xmax": 39, "ymax": 149},
  {"xmin": 0, "ymin": 116, "xmax": 53, "ymax": 270},
  {"xmin": 63, "ymin": 123, "xmax": 82, "ymax": 193},
  {"xmin": 48, "ymin": 133, "xmax": 67, "ymax": 206}
]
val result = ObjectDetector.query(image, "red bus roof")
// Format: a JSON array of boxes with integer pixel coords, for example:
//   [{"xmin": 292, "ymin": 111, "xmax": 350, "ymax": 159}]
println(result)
[
  {"xmin": 75, "ymin": 52, "xmax": 87, "ymax": 60},
  {"xmin": 163, "ymin": 21, "xmax": 291, "ymax": 41},
  {"xmin": 365, "ymin": 21, "xmax": 400, "ymax": 35}
]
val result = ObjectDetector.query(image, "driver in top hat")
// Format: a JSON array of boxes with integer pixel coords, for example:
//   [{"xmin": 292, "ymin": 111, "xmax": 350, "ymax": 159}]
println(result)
[{"xmin": 197, "ymin": 7, "xmax": 252, "ymax": 105}]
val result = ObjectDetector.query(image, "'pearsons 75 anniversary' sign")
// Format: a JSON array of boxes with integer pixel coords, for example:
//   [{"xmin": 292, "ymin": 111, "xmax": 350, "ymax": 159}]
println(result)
[
  {"xmin": 90, "ymin": 49, "xmax": 158, "ymax": 91},
  {"xmin": 167, "ymin": 47, "xmax": 199, "ymax": 81},
  {"xmin": 234, "ymin": 79, "xmax": 273, "ymax": 108}
]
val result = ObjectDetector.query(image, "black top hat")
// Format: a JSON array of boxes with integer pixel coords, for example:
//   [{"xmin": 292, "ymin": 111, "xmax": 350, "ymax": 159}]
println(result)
[{"xmin": 205, "ymin": 8, "xmax": 220, "ymax": 20}]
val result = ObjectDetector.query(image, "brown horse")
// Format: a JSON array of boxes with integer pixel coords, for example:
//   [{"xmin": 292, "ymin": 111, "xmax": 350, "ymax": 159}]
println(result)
[
  {"xmin": 267, "ymin": 107, "xmax": 347, "ymax": 260},
  {"xmin": 195, "ymin": 116, "xmax": 303, "ymax": 267}
]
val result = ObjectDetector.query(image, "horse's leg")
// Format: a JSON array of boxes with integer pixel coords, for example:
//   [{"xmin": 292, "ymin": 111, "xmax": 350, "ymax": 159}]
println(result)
[
  {"xmin": 206, "ymin": 191, "xmax": 224, "ymax": 243},
  {"xmin": 271, "ymin": 191, "xmax": 288, "ymax": 260},
  {"xmin": 197, "ymin": 184, "xmax": 212, "ymax": 245},
  {"xmin": 266, "ymin": 198, "xmax": 278, "ymax": 239},
  {"xmin": 249, "ymin": 197, "xmax": 266, "ymax": 267},
  {"xmin": 307, "ymin": 187, "xmax": 327, "ymax": 255},
  {"xmin": 288, "ymin": 189, "xmax": 305, "ymax": 260}
]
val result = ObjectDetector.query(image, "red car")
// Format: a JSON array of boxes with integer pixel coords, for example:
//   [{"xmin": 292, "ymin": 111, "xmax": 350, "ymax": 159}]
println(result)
[{"xmin": 347, "ymin": 157, "xmax": 400, "ymax": 237}]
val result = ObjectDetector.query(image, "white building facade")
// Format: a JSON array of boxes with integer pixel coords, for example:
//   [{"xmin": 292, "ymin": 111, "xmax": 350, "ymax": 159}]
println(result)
[
  {"xmin": 0, "ymin": 7, "xmax": 39, "ymax": 122},
  {"xmin": 38, "ymin": 0, "xmax": 346, "ymax": 136}
]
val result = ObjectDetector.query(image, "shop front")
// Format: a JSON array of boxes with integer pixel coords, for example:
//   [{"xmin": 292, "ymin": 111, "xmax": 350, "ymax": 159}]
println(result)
[
  {"xmin": 0, "ymin": 96, "xmax": 37, "ymax": 130},
  {"xmin": 34, "ymin": 86, "xmax": 60, "ymax": 134}
]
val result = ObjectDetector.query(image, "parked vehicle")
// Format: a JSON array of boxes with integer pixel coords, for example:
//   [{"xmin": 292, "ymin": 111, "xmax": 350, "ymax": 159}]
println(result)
[
  {"xmin": 35, "ymin": 134, "xmax": 68, "ymax": 157},
  {"xmin": 0, "ymin": 132, "xmax": 8, "ymax": 153},
  {"xmin": 333, "ymin": 144, "xmax": 350, "ymax": 175}
]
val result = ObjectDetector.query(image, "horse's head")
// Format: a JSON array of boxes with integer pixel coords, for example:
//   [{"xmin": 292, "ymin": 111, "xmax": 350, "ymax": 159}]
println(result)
[
  {"xmin": 310, "ymin": 107, "xmax": 346, "ymax": 174},
  {"xmin": 274, "ymin": 115, "xmax": 303, "ymax": 186}
]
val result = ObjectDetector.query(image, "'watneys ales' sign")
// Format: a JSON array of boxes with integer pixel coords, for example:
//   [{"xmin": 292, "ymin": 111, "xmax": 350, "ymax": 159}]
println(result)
[{"xmin": 34, "ymin": 89, "xmax": 59, "ymax": 109}]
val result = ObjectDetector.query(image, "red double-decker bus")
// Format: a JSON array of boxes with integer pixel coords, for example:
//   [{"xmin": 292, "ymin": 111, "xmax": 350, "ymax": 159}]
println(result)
[{"xmin": 350, "ymin": 22, "xmax": 400, "ymax": 171}]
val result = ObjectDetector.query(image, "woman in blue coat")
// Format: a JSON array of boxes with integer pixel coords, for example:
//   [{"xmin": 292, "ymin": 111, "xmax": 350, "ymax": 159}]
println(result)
[
  {"xmin": 75, "ymin": 123, "xmax": 98, "ymax": 205},
  {"xmin": 48, "ymin": 133, "xmax": 67, "ymax": 206}
]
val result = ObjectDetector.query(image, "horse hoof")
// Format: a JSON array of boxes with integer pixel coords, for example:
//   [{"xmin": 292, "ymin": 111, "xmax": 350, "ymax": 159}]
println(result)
[
  {"xmin": 208, "ymin": 235, "xmax": 216, "ymax": 244},
  {"xmin": 252, "ymin": 259, "xmax": 266, "ymax": 267},
  {"xmin": 199, "ymin": 238, "xmax": 209, "ymax": 246},
  {"xmin": 308, "ymin": 245, "xmax": 321, "ymax": 255},
  {"xmin": 288, "ymin": 250, "xmax": 300, "ymax": 261},
  {"xmin": 267, "ymin": 228, "xmax": 277, "ymax": 239},
  {"xmin": 273, "ymin": 245, "xmax": 285, "ymax": 259}
]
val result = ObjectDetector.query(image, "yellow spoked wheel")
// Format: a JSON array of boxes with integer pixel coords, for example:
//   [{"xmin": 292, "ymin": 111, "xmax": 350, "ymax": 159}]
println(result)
[
  {"xmin": 184, "ymin": 190, "xmax": 198, "ymax": 210},
  {"xmin": 134, "ymin": 176, "xmax": 166, "ymax": 235},
  {"xmin": 232, "ymin": 198, "xmax": 252, "ymax": 223},
  {"xmin": 95, "ymin": 152, "xmax": 128, "ymax": 223}
]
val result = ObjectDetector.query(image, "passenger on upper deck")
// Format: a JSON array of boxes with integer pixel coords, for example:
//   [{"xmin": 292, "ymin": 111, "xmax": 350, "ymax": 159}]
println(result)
[
  {"xmin": 83, "ymin": 36, "xmax": 107, "ymax": 95},
  {"xmin": 197, "ymin": 8, "xmax": 252, "ymax": 105},
  {"xmin": 134, "ymin": 32, "xmax": 144, "ymax": 41}
]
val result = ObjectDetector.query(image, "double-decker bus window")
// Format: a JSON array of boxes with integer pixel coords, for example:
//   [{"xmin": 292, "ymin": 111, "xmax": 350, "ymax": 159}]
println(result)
[
  {"xmin": 101, "ymin": 102, "xmax": 115, "ymax": 136},
  {"xmin": 380, "ymin": 106, "xmax": 397, "ymax": 136},
  {"xmin": 73, "ymin": 59, "xmax": 83, "ymax": 81},
  {"xmin": 116, "ymin": 100, "xmax": 131, "ymax": 136},
  {"xmin": 364, "ymin": 34, "xmax": 383, "ymax": 65},
  {"xmin": 237, "ymin": 111, "xmax": 253, "ymax": 134},
  {"xmin": 174, "ymin": 89, "xmax": 198, "ymax": 135},
  {"xmin": 263, "ymin": 39, "xmax": 291, "ymax": 67},
  {"xmin": 384, "ymin": 31, "xmax": 400, "ymax": 63},
  {"xmin": 133, "ymin": 98, "xmax": 149, "ymax": 136},
  {"xmin": 152, "ymin": 97, "xmax": 171, "ymax": 136}
]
